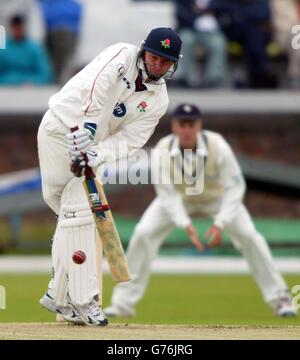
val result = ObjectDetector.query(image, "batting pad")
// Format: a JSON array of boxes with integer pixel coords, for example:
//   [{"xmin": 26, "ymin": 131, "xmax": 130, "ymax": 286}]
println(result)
[{"xmin": 52, "ymin": 177, "xmax": 99, "ymax": 307}]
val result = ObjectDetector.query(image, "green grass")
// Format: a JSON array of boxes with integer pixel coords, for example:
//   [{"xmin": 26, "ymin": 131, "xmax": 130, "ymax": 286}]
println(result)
[
  {"xmin": 0, "ymin": 274, "xmax": 299, "ymax": 325},
  {"xmin": 1, "ymin": 216, "xmax": 300, "ymax": 255}
]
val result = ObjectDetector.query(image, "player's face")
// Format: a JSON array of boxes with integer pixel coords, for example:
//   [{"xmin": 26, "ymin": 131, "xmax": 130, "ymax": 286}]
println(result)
[
  {"xmin": 172, "ymin": 119, "xmax": 202, "ymax": 149},
  {"xmin": 144, "ymin": 51, "xmax": 174, "ymax": 78}
]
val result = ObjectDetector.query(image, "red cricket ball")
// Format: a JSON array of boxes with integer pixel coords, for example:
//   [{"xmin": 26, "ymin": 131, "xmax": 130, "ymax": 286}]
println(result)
[{"xmin": 72, "ymin": 250, "xmax": 86, "ymax": 264}]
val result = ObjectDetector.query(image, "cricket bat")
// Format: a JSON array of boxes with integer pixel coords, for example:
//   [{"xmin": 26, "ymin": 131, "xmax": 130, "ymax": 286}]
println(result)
[{"xmin": 71, "ymin": 126, "xmax": 130, "ymax": 283}]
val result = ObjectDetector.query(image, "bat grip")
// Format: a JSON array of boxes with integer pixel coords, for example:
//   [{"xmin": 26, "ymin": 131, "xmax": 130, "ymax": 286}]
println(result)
[{"xmin": 71, "ymin": 126, "xmax": 95, "ymax": 179}]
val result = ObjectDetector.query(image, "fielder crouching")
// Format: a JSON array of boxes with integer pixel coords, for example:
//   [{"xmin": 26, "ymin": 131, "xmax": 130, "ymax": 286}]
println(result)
[
  {"xmin": 104, "ymin": 103, "xmax": 297, "ymax": 318},
  {"xmin": 37, "ymin": 28, "xmax": 182, "ymax": 326}
]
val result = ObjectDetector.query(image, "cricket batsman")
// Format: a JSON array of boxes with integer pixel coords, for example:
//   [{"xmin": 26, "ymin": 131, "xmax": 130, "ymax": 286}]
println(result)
[
  {"xmin": 104, "ymin": 103, "xmax": 297, "ymax": 318},
  {"xmin": 37, "ymin": 27, "xmax": 182, "ymax": 326}
]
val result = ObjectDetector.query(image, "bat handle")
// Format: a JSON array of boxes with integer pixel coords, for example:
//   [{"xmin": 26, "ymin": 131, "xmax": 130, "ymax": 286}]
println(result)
[{"xmin": 71, "ymin": 126, "xmax": 95, "ymax": 179}]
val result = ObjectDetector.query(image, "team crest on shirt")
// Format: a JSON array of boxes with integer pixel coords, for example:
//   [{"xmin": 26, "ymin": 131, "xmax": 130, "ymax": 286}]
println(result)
[
  {"xmin": 136, "ymin": 101, "xmax": 148, "ymax": 113},
  {"xmin": 113, "ymin": 102, "xmax": 126, "ymax": 117}
]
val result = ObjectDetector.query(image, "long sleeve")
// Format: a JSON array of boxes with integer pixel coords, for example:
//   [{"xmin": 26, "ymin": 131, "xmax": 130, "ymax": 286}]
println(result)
[
  {"xmin": 96, "ymin": 105, "xmax": 167, "ymax": 163},
  {"xmin": 213, "ymin": 138, "xmax": 246, "ymax": 229},
  {"xmin": 152, "ymin": 144, "xmax": 191, "ymax": 229},
  {"xmin": 81, "ymin": 45, "xmax": 131, "ymax": 120}
]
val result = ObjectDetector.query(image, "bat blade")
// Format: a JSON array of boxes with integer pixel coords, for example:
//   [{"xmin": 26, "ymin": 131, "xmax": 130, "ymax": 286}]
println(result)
[
  {"xmin": 83, "ymin": 178, "xmax": 130, "ymax": 283},
  {"xmin": 70, "ymin": 126, "xmax": 130, "ymax": 283}
]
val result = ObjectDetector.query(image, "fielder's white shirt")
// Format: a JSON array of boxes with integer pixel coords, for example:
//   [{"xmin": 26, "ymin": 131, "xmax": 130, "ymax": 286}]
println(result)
[
  {"xmin": 48, "ymin": 42, "xmax": 169, "ymax": 163},
  {"xmin": 153, "ymin": 132, "xmax": 246, "ymax": 229}
]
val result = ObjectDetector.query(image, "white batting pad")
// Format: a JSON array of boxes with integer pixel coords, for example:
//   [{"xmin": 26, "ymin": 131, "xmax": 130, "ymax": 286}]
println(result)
[{"xmin": 52, "ymin": 177, "xmax": 100, "ymax": 307}]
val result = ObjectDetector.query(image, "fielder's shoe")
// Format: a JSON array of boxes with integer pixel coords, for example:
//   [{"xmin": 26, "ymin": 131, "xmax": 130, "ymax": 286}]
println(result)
[
  {"xmin": 270, "ymin": 292, "xmax": 297, "ymax": 317},
  {"xmin": 103, "ymin": 304, "xmax": 135, "ymax": 318},
  {"xmin": 73, "ymin": 299, "xmax": 108, "ymax": 327},
  {"xmin": 39, "ymin": 292, "xmax": 84, "ymax": 325}
]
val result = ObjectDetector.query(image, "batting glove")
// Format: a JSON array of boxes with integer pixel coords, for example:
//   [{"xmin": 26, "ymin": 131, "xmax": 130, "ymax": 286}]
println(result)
[
  {"xmin": 66, "ymin": 128, "xmax": 94, "ymax": 157},
  {"xmin": 70, "ymin": 149, "xmax": 102, "ymax": 177}
]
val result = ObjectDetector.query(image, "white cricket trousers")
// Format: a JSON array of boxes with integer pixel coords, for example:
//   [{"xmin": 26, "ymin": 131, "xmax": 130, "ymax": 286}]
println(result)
[
  {"xmin": 111, "ymin": 197, "xmax": 288, "ymax": 311},
  {"xmin": 37, "ymin": 109, "xmax": 73, "ymax": 214}
]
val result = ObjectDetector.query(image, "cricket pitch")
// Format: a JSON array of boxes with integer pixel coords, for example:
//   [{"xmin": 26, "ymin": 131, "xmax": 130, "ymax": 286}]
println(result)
[{"xmin": 0, "ymin": 323, "xmax": 300, "ymax": 340}]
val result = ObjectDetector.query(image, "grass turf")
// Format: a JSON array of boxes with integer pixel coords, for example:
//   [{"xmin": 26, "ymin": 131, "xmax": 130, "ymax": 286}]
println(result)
[
  {"xmin": 1, "ymin": 216, "xmax": 300, "ymax": 256},
  {"xmin": 0, "ymin": 274, "xmax": 299, "ymax": 326}
]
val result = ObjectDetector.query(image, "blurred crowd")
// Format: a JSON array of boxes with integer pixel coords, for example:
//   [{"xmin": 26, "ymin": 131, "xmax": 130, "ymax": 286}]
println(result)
[
  {"xmin": 173, "ymin": 0, "xmax": 300, "ymax": 89},
  {"xmin": 0, "ymin": 0, "xmax": 83, "ymax": 86},
  {"xmin": 0, "ymin": 0, "xmax": 299, "ymax": 89}
]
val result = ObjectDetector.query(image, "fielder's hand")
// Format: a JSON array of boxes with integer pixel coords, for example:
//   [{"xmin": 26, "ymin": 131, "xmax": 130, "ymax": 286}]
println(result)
[
  {"xmin": 205, "ymin": 225, "xmax": 222, "ymax": 248},
  {"xmin": 186, "ymin": 224, "xmax": 205, "ymax": 252},
  {"xmin": 70, "ymin": 149, "xmax": 101, "ymax": 177},
  {"xmin": 66, "ymin": 128, "xmax": 94, "ymax": 157}
]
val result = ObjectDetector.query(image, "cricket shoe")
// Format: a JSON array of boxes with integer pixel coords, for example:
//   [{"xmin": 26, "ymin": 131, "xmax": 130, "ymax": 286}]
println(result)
[
  {"xmin": 270, "ymin": 292, "xmax": 297, "ymax": 317},
  {"xmin": 73, "ymin": 299, "xmax": 108, "ymax": 327},
  {"xmin": 39, "ymin": 292, "xmax": 84, "ymax": 325},
  {"xmin": 103, "ymin": 304, "xmax": 135, "ymax": 318}
]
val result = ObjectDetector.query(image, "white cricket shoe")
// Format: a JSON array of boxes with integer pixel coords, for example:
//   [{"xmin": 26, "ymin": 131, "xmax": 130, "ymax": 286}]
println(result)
[
  {"xmin": 103, "ymin": 304, "xmax": 135, "ymax": 318},
  {"xmin": 73, "ymin": 299, "xmax": 108, "ymax": 327},
  {"xmin": 39, "ymin": 292, "xmax": 84, "ymax": 325},
  {"xmin": 270, "ymin": 292, "xmax": 298, "ymax": 317}
]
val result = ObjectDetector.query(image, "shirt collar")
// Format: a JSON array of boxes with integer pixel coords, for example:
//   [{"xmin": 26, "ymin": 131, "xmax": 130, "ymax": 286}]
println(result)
[{"xmin": 144, "ymin": 81, "xmax": 165, "ymax": 92}]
